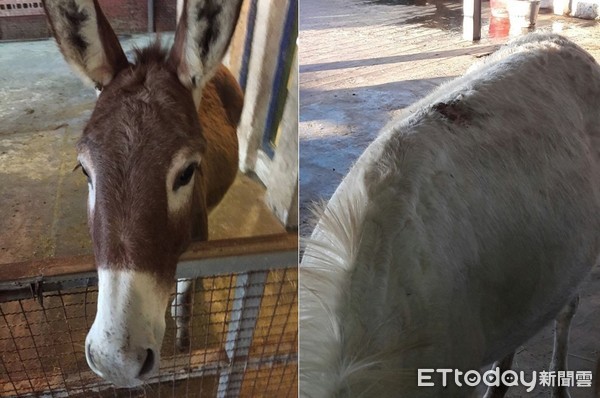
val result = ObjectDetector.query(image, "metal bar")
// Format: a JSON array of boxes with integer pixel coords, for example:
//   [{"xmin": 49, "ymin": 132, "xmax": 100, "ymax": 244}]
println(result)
[
  {"xmin": 178, "ymin": 248, "xmax": 296, "ymax": 278},
  {"xmin": 12, "ymin": 353, "xmax": 296, "ymax": 398},
  {"xmin": 217, "ymin": 271, "xmax": 268, "ymax": 398},
  {"xmin": 0, "ymin": 233, "xmax": 297, "ymax": 302},
  {"xmin": 0, "ymin": 233, "xmax": 298, "ymax": 395},
  {"xmin": 0, "ymin": 276, "xmax": 97, "ymax": 303},
  {"xmin": 262, "ymin": 267, "xmax": 296, "ymax": 395},
  {"xmin": 0, "ymin": 250, "xmax": 295, "ymax": 303}
]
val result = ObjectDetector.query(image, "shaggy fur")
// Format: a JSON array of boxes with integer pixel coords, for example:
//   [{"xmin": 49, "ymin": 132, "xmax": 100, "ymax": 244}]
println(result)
[{"xmin": 300, "ymin": 33, "xmax": 600, "ymax": 397}]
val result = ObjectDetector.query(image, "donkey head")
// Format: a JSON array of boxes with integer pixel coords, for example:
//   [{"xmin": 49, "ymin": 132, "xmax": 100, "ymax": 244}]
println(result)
[{"xmin": 43, "ymin": 0, "xmax": 242, "ymax": 387}]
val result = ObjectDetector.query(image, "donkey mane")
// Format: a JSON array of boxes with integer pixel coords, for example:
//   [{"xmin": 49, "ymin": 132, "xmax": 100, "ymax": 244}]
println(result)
[
  {"xmin": 79, "ymin": 40, "xmax": 206, "ymax": 153},
  {"xmin": 116, "ymin": 41, "xmax": 181, "ymax": 97},
  {"xmin": 301, "ymin": 186, "xmax": 427, "ymax": 397},
  {"xmin": 132, "ymin": 41, "xmax": 170, "ymax": 66},
  {"xmin": 126, "ymin": 41, "xmax": 183, "ymax": 86}
]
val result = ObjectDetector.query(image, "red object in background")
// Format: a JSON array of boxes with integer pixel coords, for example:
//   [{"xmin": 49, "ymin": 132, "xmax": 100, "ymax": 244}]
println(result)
[
  {"xmin": 489, "ymin": 16, "xmax": 511, "ymax": 37},
  {"xmin": 490, "ymin": 0, "xmax": 510, "ymax": 17}
]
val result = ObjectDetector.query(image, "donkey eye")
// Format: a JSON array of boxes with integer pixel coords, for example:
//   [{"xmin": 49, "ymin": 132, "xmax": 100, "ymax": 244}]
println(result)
[
  {"xmin": 75, "ymin": 163, "xmax": 91, "ymax": 184},
  {"xmin": 81, "ymin": 167, "xmax": 92, "ymax": 185},
  {"xmin": 174, "ymin": 163, "xmax": 197, "ymax": 191}
]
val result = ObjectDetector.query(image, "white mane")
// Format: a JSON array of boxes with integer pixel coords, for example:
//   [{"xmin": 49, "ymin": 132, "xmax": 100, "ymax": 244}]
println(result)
[{"xmin": 300, "ymin": 137, "xmax": 429, "ymax": 397}]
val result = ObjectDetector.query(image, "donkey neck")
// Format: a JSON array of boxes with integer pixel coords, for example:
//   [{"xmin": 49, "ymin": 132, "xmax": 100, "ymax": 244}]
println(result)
[
  {"xmin": 301, "ymin": 131, "xmax": 471, "ymax": 396},
  {"xmin": 191, "ymin": 65, "xmax": 242, "ymax": 238}
]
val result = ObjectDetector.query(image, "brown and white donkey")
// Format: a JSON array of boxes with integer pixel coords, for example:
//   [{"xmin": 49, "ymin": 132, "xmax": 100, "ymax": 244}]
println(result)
[{"xmin": 43, "ymin": 0, "xmax": 243, "ymax": 387}]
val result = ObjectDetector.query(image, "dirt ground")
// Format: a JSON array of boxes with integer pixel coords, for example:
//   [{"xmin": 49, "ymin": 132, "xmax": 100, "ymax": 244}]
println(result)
[{"xmin": 299, "ymin": 0, "xmax": 600, "ymax": 396}]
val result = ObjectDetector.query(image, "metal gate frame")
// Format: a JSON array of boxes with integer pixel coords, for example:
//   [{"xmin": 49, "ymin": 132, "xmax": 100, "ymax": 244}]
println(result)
[{"xmin": 0, "ymin": 232, "xmax": 298, "ymax": 397}]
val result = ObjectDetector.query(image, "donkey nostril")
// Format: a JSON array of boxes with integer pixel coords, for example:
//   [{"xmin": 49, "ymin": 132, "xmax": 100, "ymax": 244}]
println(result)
[{"xmin": 138, "ymin": 349, "xmax": 155, "ymax": 378}]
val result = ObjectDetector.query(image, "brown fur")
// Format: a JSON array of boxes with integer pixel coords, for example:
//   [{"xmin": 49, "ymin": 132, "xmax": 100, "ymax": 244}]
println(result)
[
  {"xmin": 77, "ymin": 45, "xmax": 241, "ymax": 280},
  {"xmin": 199, "ymin": 66, "xmax": 242, "ymax": 209},
  {"xmin": 43, "ymin": 0, "xmax": 244, "ymax": 383}
]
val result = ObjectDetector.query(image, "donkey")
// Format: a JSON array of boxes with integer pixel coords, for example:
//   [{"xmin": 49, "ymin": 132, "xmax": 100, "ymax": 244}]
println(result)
[
  {"xmin": 43, "ymin": 0, "xmax": 243, "ymax": 388},
  {"xmin": 300, "ymin": 33, "xmax": 600, "ymax": 398}
]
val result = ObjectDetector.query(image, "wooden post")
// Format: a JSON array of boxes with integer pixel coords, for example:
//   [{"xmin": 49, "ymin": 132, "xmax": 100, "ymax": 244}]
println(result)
[{"xmin": 463, "ymin": 0, "xmax": 482, "ymax": 41}]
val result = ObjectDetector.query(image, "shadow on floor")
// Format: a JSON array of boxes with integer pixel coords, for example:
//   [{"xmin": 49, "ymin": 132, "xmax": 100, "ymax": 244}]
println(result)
[{"xmin": 300, "ymin": 44, "xmax": 500, "ymax": 73}]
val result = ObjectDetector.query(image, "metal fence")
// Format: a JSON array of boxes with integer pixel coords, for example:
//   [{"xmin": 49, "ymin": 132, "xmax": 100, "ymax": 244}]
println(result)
[{"xmin": 0, "ymin": 234, "xmax": 298, "ymax": 397}]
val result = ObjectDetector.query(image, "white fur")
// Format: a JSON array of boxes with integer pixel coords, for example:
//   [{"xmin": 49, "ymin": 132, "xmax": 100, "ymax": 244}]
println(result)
[
  {"xmin": 549, "ymin": 296, "xmax": 579, "ymax": 396},
  {"xmin": 44, "ymin": 0, "xmax": 118, "ymax": 87},
  {"xmin": 87, "ymin": 181, "xmax": 95, "ymax": 215},
  {"xmin": 74, "ymin": 0, "xmax": 112, "ymax": 85},
  {"xmin": 77, "ymin": 153, "xmax": 96, "ymax": 215},
  {"xmin": 85, "ymin": 269, "xmax": 170, "ymax": 387},
  {"xmin": 166, "ymin": 150, "xmax": 202, "ymax": 215},
  {"xmin": 175, "ymin": 0, "xmax": 243, "ymax": 105},
  {"xmin": 300, "ymin": 33, "xmax": 600, "ymax": 397}
]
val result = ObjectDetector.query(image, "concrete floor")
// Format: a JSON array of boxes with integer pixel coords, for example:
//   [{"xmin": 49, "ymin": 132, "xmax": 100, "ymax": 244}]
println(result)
[{"xmin": 299, "ymin": 1, "xmax": 600, "ymax": 396}]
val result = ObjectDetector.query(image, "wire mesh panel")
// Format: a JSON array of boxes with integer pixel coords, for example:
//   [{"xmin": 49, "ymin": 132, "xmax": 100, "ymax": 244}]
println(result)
[{"xmin": 0, "ymin": 267, "xmax": 297, "ymax": 397}]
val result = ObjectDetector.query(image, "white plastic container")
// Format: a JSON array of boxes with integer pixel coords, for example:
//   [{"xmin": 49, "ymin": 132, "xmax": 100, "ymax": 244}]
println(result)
[
  {"xmin": 553, "ymin": 0, "xmax": 570, "ymax": 15},
  {"xmin": 507, "ymin": 0, "xmax": 542, "ymax": 27}
]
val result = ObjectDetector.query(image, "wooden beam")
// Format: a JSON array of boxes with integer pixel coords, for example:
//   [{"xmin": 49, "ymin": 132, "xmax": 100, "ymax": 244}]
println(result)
[{"xmin": 0, "ymin": 233, "xmax": 297, "ymax": 284}]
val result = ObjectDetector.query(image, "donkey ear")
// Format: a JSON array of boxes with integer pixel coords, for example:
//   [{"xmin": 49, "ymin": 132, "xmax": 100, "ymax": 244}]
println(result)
[
  {"xmin": 42, "ymin": 0, "xmax": 129, "ymax": 89},
  {"xmin": 169, "ymin": 0, "xmax": 243, "ymax": 102}
]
